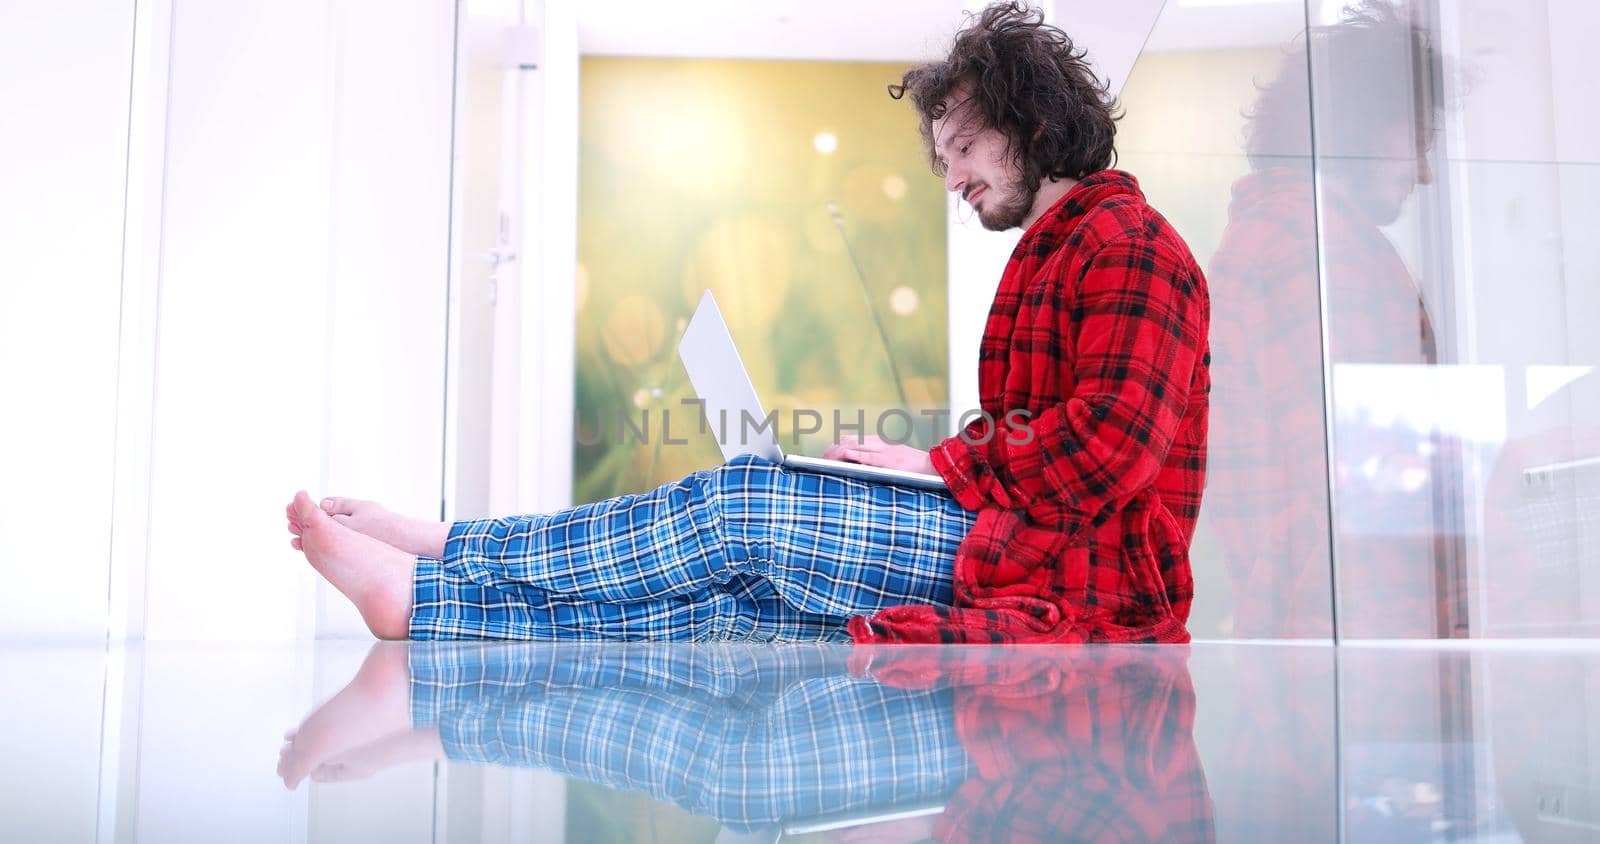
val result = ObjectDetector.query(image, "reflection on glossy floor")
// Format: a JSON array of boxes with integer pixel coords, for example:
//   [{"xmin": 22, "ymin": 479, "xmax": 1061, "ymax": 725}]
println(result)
[{"xmin": 7, "ymin": 641, "xmax": 1600, "ymax": 842}]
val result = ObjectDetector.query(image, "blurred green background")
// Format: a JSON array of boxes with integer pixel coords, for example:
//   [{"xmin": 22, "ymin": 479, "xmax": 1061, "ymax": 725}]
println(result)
[{"xmin": 575, "ymin": 58, "xmax": 950, "ymax": 503}]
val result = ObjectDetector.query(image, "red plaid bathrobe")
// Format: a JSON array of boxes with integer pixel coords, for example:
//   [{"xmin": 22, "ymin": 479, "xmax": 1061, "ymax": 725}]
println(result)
[{"xmin": 850, "ymin": 170, "xmax": 1211, "ymax": 644}]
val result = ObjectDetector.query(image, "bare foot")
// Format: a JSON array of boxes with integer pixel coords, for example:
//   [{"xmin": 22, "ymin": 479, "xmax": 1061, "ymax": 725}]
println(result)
[
  {"xmin": 287, "ymin": 491, "xmax": 414, "ymax": 640},
  {"xmin": 278, "ymin": 642, "xmax": 413, "ymax": 789},
  {"xmin": 311, "ymin": 727, "xmax": 446, "ymax": 784},
  {"xmin": 316, "ymin": 496, "xmax": 451, "ymax": 559}
]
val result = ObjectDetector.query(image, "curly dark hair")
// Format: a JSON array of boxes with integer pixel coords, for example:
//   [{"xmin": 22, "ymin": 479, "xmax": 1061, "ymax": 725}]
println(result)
[
  {"xmin": 890, "ymin": 1, "xmax": 1119, "ymax": 189},
  {"xmin": 1245, "ymin": 0, "xmax": 1444, "ymax": 168}
]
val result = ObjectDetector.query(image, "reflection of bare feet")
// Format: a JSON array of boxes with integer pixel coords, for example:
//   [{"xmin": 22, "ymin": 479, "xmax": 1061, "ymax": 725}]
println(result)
[
  {"xmin": 286, "ymin": 491, "xmax": 414, "ymax": 640},
  {"xmin": 278, "ymin": 642, "xmax": 413, "ymax": 789},
  {"xmin": 318, "ymin": 496, "xmax": 450, "ymax": 559},
  {"xmin": 312, "ymin": 727, "xmax": 446, "ymax": 784}
]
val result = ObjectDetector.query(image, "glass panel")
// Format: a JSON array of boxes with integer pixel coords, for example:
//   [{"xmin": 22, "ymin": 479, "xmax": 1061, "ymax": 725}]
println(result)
[
  {"xmin": 1313, "ymin": 0, "xmax": 1600, "ymax": 637},
  {"xmin": 0, "ymin": 2, "xmax": 133, "ymax": 639},
  {"xmin": 1119, "ymin": 0, "xmax": 1333, "ymax": 638},
  {"xmin": 1306, "ymin": 0, "xmax": 1457, "ymax": 638}
]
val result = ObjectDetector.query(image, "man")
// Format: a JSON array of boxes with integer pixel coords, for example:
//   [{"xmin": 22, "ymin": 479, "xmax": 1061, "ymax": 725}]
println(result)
[{"xmin": 286, "ymin": 1, "xmax": 1210, "ymax": 644}]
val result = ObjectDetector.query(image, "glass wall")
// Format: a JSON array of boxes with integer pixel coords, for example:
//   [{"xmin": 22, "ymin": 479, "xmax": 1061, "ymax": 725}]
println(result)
[
  {"xmin": 1124, "ymin": 0, "xmax": 1598, "ymax": 639},
  {"xmin": 1120, "ymin": 0, "xmax": 1333, "ymax": 639},
  {"xmin": 1312, "ymin": 0, "xmax": 1598, "ymax": 638}
]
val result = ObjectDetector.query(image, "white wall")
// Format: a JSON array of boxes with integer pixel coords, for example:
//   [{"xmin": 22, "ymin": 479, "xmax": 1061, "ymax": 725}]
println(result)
[
  {"xmin": 142, "ymin": 0, "xmax": 337, "ymax": 642},
  {"xmin": 0, "ymin": 2, "xmax": 136, "ymax": 640},
  {"xmin": 140, "ymin": 0, "xmax": 454, "ymax": 641}
]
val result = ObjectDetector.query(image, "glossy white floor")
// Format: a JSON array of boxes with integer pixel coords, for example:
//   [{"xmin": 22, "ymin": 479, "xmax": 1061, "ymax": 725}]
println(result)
[{"xmin": 7, "ymin": 639, "xmax": 1597, "ymax": 842}]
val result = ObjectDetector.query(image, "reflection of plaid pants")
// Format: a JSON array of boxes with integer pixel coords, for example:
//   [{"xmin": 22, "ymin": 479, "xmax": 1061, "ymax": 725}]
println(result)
[
  {"xmin": 409, "ymin": 455, "xmax": 975, "ymax": 641},
  {"xmin": 407, "ymin": 642, "xmax": 969, "ymax": 830}
]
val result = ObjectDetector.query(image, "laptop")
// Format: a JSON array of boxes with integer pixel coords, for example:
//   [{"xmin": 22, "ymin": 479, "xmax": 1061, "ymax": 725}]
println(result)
[{"xmin": 677, "ymin": 289, "xmax": 947, "ymax": 491}]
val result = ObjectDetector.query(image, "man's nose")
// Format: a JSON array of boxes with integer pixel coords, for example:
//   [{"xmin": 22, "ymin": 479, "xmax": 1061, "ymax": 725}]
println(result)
[{"xmin": 944, "ymin": 165, "xmax": 965, "ymax": 195}]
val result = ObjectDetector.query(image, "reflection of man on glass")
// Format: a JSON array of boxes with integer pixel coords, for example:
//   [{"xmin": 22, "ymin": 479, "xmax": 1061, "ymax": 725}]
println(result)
[
  {"xmin": 1206, "ymin": 8, "xmax": 1447, "ymax": 839},
  {"xmin": 284, "ymin": 2, "xmax": 1211, "ymax": 644},
  {"xmin": 280, "ymin": 643, "xmax": 971, "ymax": 830},
  {"xmin": 1207, "ymin": 0, "xmax": 1444, "ymax": 638},
  {"xmin": 279, "ymin": 643, "xmax": 1214, "ymax": 842}
]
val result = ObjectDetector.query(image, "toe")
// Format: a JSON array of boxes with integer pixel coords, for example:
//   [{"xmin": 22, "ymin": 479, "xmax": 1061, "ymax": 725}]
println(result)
[
  {"xmin": 292, "ymin": 491, "xmax": 328, "ymax": 528},
  {"xmin": 321, "ymin": 496, "xmax": 355, "ymax": 515}
]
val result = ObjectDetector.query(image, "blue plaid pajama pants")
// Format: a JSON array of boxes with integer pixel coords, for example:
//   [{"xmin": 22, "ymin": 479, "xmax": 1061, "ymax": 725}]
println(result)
[
  {"xmin": 409, "ymin": 455, "xmax": 976, "ymax": 641},
  {"xmin": 407, "ymin": 642, "xmax": 970, "ymax": 830}
]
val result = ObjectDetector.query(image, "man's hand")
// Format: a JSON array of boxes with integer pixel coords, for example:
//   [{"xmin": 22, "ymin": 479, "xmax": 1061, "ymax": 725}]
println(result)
[{"xmin": 822, "ymin": 435, "xmax": 936, "ymax": 474}]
